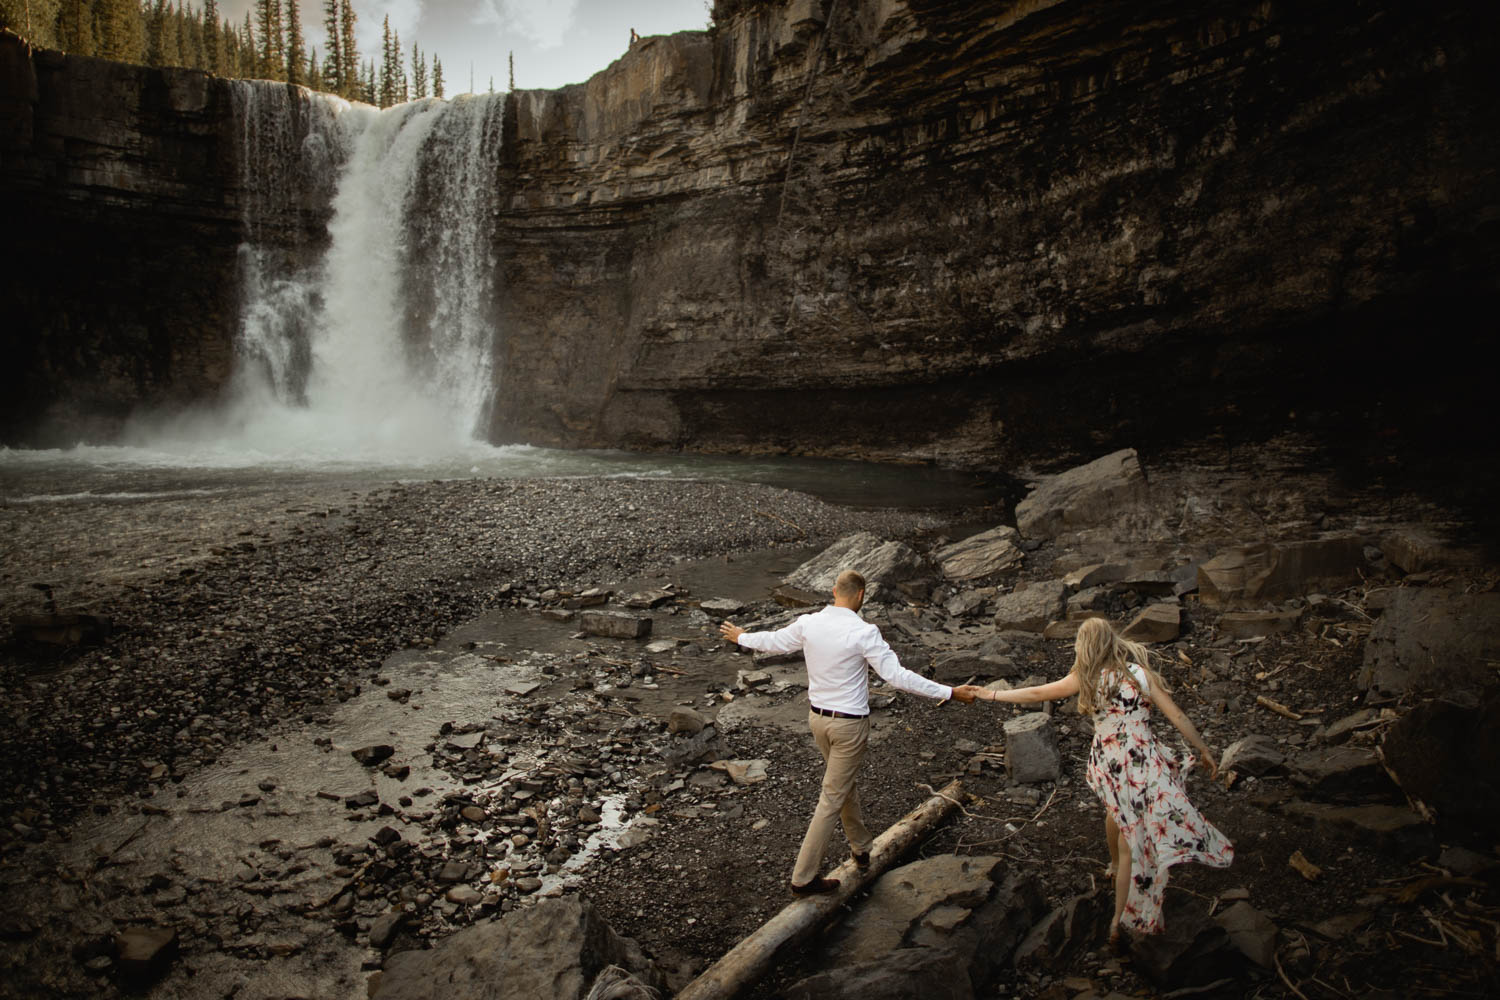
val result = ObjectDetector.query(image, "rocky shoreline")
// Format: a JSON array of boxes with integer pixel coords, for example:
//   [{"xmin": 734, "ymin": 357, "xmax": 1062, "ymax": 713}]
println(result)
[{"xmin": 2, "ymin": 442, "xmax": 1497, "ymax": 999}]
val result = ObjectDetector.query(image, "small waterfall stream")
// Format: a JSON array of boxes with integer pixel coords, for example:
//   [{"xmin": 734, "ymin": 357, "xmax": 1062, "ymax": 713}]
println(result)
[{"xmin": 224, "ymin": 83, "xmax": 506, "ymax": 460}]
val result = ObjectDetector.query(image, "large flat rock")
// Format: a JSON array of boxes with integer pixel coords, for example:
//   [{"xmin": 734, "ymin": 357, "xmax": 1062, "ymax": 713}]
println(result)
[{"xmin": 1015, "ymin": 449, "xmax": 1148, "ymax": 540}]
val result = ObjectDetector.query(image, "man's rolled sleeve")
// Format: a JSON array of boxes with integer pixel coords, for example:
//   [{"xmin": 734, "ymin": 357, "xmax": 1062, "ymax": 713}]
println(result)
[{"xmin": 861, "ymin": 629, "xmax": 952, "ymax": 701}]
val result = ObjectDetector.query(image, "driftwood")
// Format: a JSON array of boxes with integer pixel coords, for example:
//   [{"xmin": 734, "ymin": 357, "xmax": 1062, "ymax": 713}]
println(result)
[{"xmin": 674, "ymin": 778, "xmax": 964, "ymax": 1000}]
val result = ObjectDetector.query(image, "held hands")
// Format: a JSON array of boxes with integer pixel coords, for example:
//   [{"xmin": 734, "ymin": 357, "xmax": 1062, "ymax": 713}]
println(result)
[
  {"xmin": 952, "ymin": 684, "xmax": 988, "ymax": 704},
  {"xmin": 718, "ymin": 621, "xmax": 745, "ymax": 643}
]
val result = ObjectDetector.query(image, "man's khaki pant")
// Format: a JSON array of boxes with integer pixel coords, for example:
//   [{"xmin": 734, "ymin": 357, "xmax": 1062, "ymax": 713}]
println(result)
[{"xmin": 792, "ymin": 711, "xmax": 874, "ymax": 885}]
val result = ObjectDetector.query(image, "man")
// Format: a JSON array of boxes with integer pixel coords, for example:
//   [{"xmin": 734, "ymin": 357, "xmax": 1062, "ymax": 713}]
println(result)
[{"xmin": 719, "ymin": 569, "xmax": 975, "ymax": 896}]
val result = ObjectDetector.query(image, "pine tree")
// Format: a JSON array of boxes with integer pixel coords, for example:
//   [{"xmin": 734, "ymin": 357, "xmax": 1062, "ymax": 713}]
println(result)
[
  {"xmin": 392, "ymin": 29, "xmax": 406, "ymax": 102},
  {"xmin": 377, "ymin": 14, "xmax": 392, "ymax": 108},
  {"xmin": 337, "ymin": 0, "xmax": 357, "ymax": 100},
  {"xmin": 93, "ymin": 0, "xmax": 145, "ymax": 63},
  {"xmin": 306, "ymin": 45, "xmax": 320, "ymax": 91},
  {"xmin": 284, "ymin": 0, "xmax": 304, "ymax": 85},
  {"xmin": 56, "ymin": 0, "xmax": 96, "ymax": 56},
  {"xmin": 241, "ymin": 12, "xmax": 256, "ymax": 76},
  {"xmin": 487, "ymin": 75, "xmax": 493, "ymax": 93},
  {"xmin": 255, "ymin": 0, "xmax": 283, "ymax": 79},
  {"xmin": 182, "ymin": 0, "xmax": 204, "ymax": 69},
  {"xmin": 411, "ymin": 44, "xmax": 427, "ymax": 99},
  {"xmin": 320, "ymin": 0, "xmax": 339, "ymax": 94},
  {"xmin": 508, "ymin": 50, "xmax": 514, "ymax": 90},
  {"xmin": 202, "ymin": 0, "xmax": 219, "ymax": 74},
  {"xmin": 432, "ymin": 56, "xmax": 443, "ymax": 99}
]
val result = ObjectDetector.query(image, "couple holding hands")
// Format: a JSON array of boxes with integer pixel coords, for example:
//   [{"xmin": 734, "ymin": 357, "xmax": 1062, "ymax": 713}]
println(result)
[{"xmin": 718, "ymin": 569, "xmax": 1232, "ymax": 948}]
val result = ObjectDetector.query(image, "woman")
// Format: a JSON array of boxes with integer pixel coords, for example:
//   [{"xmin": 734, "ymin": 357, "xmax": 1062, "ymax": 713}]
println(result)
[{"xmin": 963, "ymin": 617, "xmax": 1233, "ymax": 945}]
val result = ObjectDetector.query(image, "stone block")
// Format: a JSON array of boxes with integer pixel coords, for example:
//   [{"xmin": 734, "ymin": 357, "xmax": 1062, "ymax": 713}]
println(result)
[
  {"xmin": 580, "ymin": 610, "xmax": 652, "ymax": 639},
  {"xmin": 1198, "ymin": 534, "xmax": 1367, "ymax": 607},
  {"xmin": 1381, "ymin": 525, "xmax": 1478, "ymax": 573},
  {"xmin": 1281, "ymin": 801, "xmax": 1433, "ymax": 858},
  {"xmin": 699, "ymin": 597, "xmax": 744, "ymax": 615},
  {"xmin": 1381, "ymin": 690, "xmax": 1500, "ymax": 836},
  {"xmin": 1287, "ymin": 746, "xmax": 1396, "ymax": 802},
  {"xmin": 1218, "ymin": 608, "xmax": 1302, "ymax": 639},
  {"xmin": 1015, "ymin": 449, "xmax": 1148, "ymax": 540},
  {"xmin": 114, "ymin": 926, "xmax": 179, "ymax": 982},
  {"xmin": 935, "ymin": 525, "xmax": 1025, "ymax": 582},
  {"xmin": 991, "ymin": 581, "xmax": 1068, "ymax": 633},
  {"xmin": 1359, "ymin": 588, "xmax": 1500, "ymax": 698},
  {"xmin": 1004, "ymin": 713, "xmax": 1061, "ymax": 783},
  {"xmin": 1214, "ymin": 901, "xmax": 1278, "ymax": 968},
  {"xmin": 1122, "ymin": 603, "xmax": 1180, "ymax": 643},
  {"xmin": 1063, "ymin": 563, "xmax": 1129, "ymax": 590},
  {"xmin": 932, "ymin": 649, "xmax": 1018, "ymax": 682},
  {"xmin": 667, "ymin": 707, "xmax": 707, "ymax": 735}
]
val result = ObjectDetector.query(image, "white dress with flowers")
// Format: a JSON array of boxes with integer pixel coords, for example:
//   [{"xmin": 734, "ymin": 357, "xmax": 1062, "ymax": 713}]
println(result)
[{"xmin": 1085, "ymin": 665, "xmax": 1233, "ymax": 933}]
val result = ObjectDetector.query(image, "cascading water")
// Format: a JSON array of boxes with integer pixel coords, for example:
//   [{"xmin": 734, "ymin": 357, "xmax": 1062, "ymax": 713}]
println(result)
[{"xmin": 187, "ymin": 82, "xmax": 508, "ymax": 464}]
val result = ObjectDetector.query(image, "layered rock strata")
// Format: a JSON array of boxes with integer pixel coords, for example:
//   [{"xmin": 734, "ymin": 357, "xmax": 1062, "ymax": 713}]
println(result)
[{"xmin": 3, "ymin": 0, "xmax": 1498, "ymax": 463}]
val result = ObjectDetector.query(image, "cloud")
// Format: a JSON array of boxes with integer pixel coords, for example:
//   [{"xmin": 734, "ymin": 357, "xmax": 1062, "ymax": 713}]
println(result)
[{"xmin": 503, "ymin": 0, "xmax": 581, "ymax": 50}]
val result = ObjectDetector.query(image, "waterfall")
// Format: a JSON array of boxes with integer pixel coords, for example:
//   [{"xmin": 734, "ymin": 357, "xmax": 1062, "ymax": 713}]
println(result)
[{"xmin": 212, "ymin": 83, "xmax": 506, "ymax": 462}]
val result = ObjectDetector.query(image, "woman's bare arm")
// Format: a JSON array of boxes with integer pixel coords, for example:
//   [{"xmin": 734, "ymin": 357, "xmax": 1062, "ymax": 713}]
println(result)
[
  {"xmin": 1150, "ymin": 686, "xmax": 1218, "ymax": 778},
  {"xmin": 982, "ymin": 672, "xmax": 1080, "ymax": 704}
]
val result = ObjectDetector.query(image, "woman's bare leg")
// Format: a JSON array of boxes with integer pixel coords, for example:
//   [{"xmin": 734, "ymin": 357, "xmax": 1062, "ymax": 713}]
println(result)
[
  {"xmin": 1104, "ymin": 814, "xmax": 1120, "ymax": 877},
  {"xmin": 1110, "ymin": 847, "xmax": 1133, "ymax": 944}
]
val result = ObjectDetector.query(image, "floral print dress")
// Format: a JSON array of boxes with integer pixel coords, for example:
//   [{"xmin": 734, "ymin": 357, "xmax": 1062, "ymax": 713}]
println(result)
[{"xmin": 1085, "ymin": 664, "xmax": 1233, "ymax": 933}]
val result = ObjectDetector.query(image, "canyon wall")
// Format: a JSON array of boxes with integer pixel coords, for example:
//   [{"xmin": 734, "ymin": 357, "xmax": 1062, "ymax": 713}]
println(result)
[
  {"xmin": 3, "ymin": 0, "xmax": 1498, "ymax": 465},
  {"xmin": 490, "ymin": 0, "xmax": 1499, "ymax": 466}
]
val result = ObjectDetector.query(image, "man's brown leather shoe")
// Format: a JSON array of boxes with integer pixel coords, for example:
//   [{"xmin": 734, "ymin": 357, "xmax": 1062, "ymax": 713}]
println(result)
[
  {"xmin": 789, "ymin": 877, "xmax": 840, "ymax": 896},
  {"xmin": 852, "ymin": 850, "xmax": 871, "ymax": 871}
]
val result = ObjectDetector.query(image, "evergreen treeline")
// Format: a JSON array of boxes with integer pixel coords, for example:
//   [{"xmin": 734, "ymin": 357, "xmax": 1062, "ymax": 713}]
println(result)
[{"xmin": 0, "ymin": 0, "xmax": 448, "ymax": 106}]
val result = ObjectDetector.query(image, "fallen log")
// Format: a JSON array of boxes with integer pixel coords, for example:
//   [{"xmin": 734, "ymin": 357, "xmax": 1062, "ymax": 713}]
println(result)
[{"xmin": 674, "ymin": 778, "xmax": 965, "ymax": 1000}]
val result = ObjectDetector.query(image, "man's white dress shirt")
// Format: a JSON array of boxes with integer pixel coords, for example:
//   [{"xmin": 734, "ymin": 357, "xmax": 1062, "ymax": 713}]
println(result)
[{"xmin": 735, "ymin": 605, "xmax": 951, "ymax": 714}]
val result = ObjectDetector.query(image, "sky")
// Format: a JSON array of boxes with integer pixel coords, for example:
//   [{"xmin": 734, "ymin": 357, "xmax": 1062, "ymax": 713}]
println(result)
[{"xmin": 221, "ymin": 0, "xmax": 713, "ymax": 93}]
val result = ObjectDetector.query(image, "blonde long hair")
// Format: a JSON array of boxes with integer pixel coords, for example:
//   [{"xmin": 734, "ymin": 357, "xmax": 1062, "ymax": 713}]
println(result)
[{"xmin": 1071, "ymin": 616, "xmax": 1170, "ymax": 714}]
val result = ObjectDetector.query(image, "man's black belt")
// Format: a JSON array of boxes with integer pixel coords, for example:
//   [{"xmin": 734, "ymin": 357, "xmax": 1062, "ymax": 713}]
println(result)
[{"xmin": 810, "ymin": 706, "xmax": 868, "ymax": 719}]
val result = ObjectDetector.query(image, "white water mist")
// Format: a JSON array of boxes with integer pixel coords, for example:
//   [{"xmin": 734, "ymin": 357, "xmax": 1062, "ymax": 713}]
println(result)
[{"xmin": 129, "ymin": 84, "xmax": 507, "ymax": 465}]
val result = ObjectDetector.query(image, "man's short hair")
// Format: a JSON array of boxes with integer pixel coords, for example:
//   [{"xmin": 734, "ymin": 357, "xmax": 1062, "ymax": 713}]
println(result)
[{"xmin": 834, "ymin": 570, "xmax": 865, "ymax": 600}]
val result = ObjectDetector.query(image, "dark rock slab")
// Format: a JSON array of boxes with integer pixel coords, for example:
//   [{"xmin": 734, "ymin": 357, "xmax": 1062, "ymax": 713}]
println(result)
[
  {"xmin": 1381, "ymin": 691, "xmax": 1500, "ymax": 837},
  {"xmin": 1199, "ymin": 535, "xmax": 1367, "ymax": 607},
  {"xmin": 1359, "ymin": 588, "xmax": 1500, "ymax": 698},
  {"xmin": 114, "ymin": 926, "xmax": 178, "ymax": 983},
  {"xmin": 371, "ymin": 896, "xmax": 661, "ymax": 1000}
]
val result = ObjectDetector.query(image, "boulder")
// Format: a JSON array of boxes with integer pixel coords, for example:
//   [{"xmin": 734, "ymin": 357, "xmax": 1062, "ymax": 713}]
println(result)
[
  {"xmin": 1217, "ymin": 608, "xmax": 1302, "ymax": 639},
  {"xmin": 11, "ymin": 612, "xmax": 112, "ymax": 646},
  {"xmin": 935, "ymin": 526, "xmax": 1025, "ymax": 582},
  {"xmin": 1122, "ymin": 603, "xmax": 1180, "ymax": 643},
  {"xmin": 772, "ymin": 585, "xmax": 825, "ymax": 608},
  {"xmin": 1012, "ymin": 890, "xmax": 1112, "ymax": 970},
  {"xmin": 1381, "ymin": 525, "xmax": 1478, "ymax": 573},
  {"xmin": 1129, "ymin": 894, "xmax": 1246, "ymax": 991},
  {"xmin": 1381, "ymin": 691, "xmax": 1500, "ymax": 836},
  {"xmin": 667, "ymin": 707, "xmax": 707, "ymax": 735},
  {"xmin": 783, "ymin": 533, "xmax": 928, "ymax": 601},
  {"xmin": 991, "ymin": 581, "xmax": 1068, "ymax": 633},
  {"xmin": 114, "ymin": 926, "xmax": 178, "ymax": 983},
  {"xmin": 1286, "ymin": 746, "xmax": 1396, "ymax": 802},
  {"xmin": 351, "ymin": 745, "xmax": 396, "ymax": 767},
  {"xmin": 580, "ymin": 610, "xmax": 652, "ymax": 639},
  {"xmin": 1220, "ymin": 735, "xmax": 1284, "ymax": 777},
  {"xmin": 1063, "ymin": 563, "xmax": 1130, "ymax": 590},
  {"xmin": 1015, "ymin": 449, "xmax": 1148, "ymax": 540},
  {"xmin": 1359, "ymin": 588, "xmax": 1500, "ymax": 698},
  {"xmin": 783, "ymin": 946, "xmax": 973, "ymax": 1000},
  {"xmin": 1003, "ymin": 713, "xmax": 1061, "ymax": 783},
  {"xmin": 1213, "ymin": 901, "xmax": 1278, "ymax": 968},
  {"xmin": 793, "ymin": 854, "xmax": 1043, "ymax": 999},
  {"xmin": 699, "ymin": 597, "xmax": 745, "ymax": 615},
  {"xmin": 623, "ymin": 589, "xmax": 672, "ymax": 609},
  {"xmin": 943, "ymin": 590, "xmax": 991, "ymax": 618},
  {"xmin": 371, "ymin": 896, "xmax": 661, "ymax": 1000},
  {"xmin": 1280, "ymin": 802, "xmax": 1434, "ymax": 858},
  {"xmin": 931, "ymin": 650, "xmax": 1019, "ymax": 683},
  {"xmin": 1198, "ymin": 535, "xmax": 1367, "ymax": 607}
]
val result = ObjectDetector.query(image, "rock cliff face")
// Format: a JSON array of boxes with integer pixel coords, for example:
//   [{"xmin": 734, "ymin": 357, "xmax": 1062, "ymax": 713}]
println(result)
[
  {"xmin": 490, "ymin": 0, "xmax": 1499, "ymax": 465},
  {"xmin": 3, "ymin": 0, "xmax": 1498, "ymax": 464}
]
